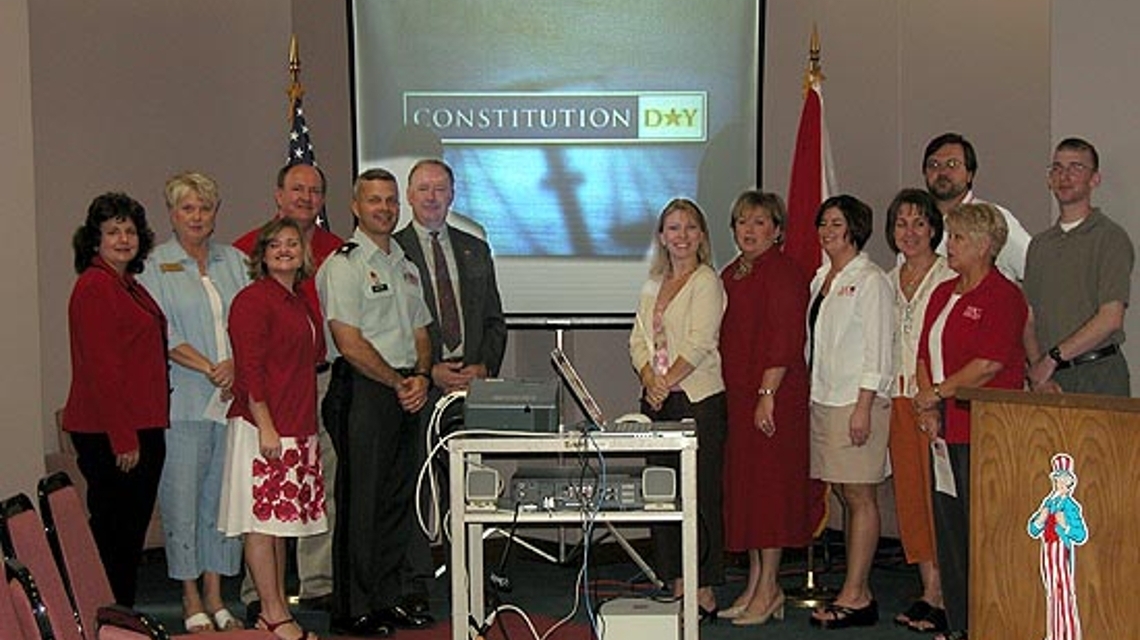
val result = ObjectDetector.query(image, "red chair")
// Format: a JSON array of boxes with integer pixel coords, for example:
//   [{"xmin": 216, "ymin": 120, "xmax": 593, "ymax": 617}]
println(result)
[
  {"xmin": 1, "ymin": 494, "xmax": 84, "ymax": 640},
  {"xmin": 33, "ymin": 474, "xmax": 273, "ymax": 640},
  {"xmin": 3, "ymin": 558, "xmax": 56, "ymax": 640}
]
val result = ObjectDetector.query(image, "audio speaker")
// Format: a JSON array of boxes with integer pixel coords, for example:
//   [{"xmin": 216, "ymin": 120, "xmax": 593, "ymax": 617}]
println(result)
[
  {"xmin": 466, "ymin": 466, "xmax": 501, "ymax": 511},
  {"xmin": 641, "ymin": 466, "xmax": 676, "ymax": 510}
]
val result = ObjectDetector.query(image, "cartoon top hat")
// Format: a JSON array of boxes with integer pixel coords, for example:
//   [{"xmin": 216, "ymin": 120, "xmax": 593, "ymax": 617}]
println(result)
[{"xmin": 1050, "ymin": 453, "xmax": 1076, "ymax": 479}]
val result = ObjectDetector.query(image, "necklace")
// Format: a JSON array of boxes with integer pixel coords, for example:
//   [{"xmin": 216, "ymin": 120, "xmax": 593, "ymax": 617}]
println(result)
[
  {"xmin": 733, "ymin": 256, "xmax": 755, "ymax": 280},
  {"xmin": 899, "ymin": 259, "xmax": 933, "ymax": 298}
]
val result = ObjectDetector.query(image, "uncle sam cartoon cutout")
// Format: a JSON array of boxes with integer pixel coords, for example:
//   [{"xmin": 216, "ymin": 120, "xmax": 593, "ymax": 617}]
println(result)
[{"xmin": 1027, "ymin": 453, "xmax": 1089, "ymax": 640}]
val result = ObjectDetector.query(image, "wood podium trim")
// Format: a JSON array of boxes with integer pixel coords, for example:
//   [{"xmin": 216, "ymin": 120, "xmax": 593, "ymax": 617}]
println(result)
[{"xmin": 957, "ymin": 386, "xmax": 1140, "ymax": 413}]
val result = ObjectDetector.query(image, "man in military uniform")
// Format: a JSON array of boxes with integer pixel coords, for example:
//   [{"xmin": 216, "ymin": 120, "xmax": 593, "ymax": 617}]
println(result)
[{"xmin": 318, "ymin": 168, "xmax": 433, "ymax": 637}]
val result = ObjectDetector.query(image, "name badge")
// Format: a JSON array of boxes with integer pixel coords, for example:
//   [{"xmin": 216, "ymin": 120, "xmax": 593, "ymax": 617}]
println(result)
[
  {"xmin": 371, "ymin": 283, "xmax": 389, "ymax": 293},
  {"xmin": 159, "ymin": 262, "xmax": 185, "ymax": 273}
]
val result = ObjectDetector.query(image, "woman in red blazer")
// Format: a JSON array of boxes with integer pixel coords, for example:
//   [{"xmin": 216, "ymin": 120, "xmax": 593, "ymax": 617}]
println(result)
[{"xmin": 62, "ymin": 192, "xmax": 169, "ymax": 607}]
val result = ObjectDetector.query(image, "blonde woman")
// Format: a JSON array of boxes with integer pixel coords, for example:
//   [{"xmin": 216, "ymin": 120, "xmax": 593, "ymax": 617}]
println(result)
[{"xmin": 629, "ymin": 198, "xmax": 727, "ymax": 622}]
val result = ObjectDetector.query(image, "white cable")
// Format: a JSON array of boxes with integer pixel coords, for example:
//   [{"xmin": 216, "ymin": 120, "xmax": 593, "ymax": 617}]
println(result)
[
  {"xmin": 416, "ymin": 419, "xmax": 566, "ymax": 539},
  {"xmin": 415, "ymin": 390, "xmax": 466, "ymax": 540},
  {"xmin": 478, "ymin": 561, "xmax": 588, "ymax": 640}
]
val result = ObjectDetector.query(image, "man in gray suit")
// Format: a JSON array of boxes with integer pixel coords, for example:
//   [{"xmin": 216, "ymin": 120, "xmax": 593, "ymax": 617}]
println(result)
[{"xmin": 393, "ymin": 158, "xmax": 507, "ymax": 616}]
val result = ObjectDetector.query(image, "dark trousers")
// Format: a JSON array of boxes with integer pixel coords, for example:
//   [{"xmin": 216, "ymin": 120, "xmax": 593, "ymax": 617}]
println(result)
[
  {"xmin": 70, "ymin": 428, "xmax": 165, "ymax": 607},
  {"xmin": 642, "ymin": 390, "xmax": 727, "ymax": 587},
  {"xmin": 1054, "ymin": 352, "xmax": 1130, "ymax": 397},
  {"xmin": 932, "ymin": 443, "xmax": 970, "ymax": 631},
  {"xmin": 332, "ymin": 369, "xmax": 419, "ymax": 618}
]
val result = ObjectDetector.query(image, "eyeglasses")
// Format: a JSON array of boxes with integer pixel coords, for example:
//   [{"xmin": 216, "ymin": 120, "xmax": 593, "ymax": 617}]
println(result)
[
  {"xmin": 924, "ymin": 158, "xmax": 965, "ymax": 172},
  {"xmin": 1048, "ymin": 162, "xmax": 1092, "ymax": 177}
]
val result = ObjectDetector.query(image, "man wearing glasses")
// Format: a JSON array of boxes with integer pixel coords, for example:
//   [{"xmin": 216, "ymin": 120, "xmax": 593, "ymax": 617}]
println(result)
[
  {"xmin": 921, "ymin": 132, "xmax": 1032, "ymax": 281},
  {"xmin": 1025, "ymin": 138, "xmax": 1133, "ymax": 396}
]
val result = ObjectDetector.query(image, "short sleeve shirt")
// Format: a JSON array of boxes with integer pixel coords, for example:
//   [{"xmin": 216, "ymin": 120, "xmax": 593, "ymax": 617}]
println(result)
[
  {"xmin": 317, "ymin": 228, "xmax": 432, "ymax": 369},
  {"xmin": 1023, "ymin": 208, "xmax": 1133, "ymax": 350}
]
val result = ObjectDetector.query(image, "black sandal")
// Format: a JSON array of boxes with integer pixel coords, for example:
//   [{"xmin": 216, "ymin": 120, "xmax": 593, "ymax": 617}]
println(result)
[
  {"xmin": 908, "ymin": 606, "xmax": 948, "ymax": 633},
  {"xmin": 895, "ymin": 600, "xmax": 933, "ymax": 626},
  {"xmin": 809, "ymin": 600, "xmax": 879, "ymax": 629}
]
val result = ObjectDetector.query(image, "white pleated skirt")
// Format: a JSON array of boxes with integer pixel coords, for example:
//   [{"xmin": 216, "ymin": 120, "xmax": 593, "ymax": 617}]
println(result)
[{"xmin": 218, "ymin": 417, "xmax": 328, "ymax": 538}]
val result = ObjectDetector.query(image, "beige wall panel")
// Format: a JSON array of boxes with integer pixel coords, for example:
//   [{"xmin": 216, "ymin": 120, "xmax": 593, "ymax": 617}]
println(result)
[
  {"xmin": 30, "ymin": 1, "xmax": 292, "ymax": 451},
  {"xmin": 1, "ymin": 0, "xmax": 45, "ymax": 497},
  {"xmin": 765, "ymin": 0, "xmax": 1051, "ymax": 267}
]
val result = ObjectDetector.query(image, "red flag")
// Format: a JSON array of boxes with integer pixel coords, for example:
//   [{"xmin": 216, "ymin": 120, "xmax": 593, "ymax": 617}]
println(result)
[
  {"xmin": 784, "ymin": 83, "xmax": 834, "ymax": 277},
  {"xmin": 785, "ymin": 39, "xmax": 835, "ymax": 536}
]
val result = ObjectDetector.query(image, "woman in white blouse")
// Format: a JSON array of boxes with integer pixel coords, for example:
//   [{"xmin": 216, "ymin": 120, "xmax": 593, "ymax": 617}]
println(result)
[
  {"xmin": 806, "ymin": 195, "xmax": 894, "ymax": 629},
  {"xmin": 629, "ymin": 197, "xmax": 727, "ymax": 622}
]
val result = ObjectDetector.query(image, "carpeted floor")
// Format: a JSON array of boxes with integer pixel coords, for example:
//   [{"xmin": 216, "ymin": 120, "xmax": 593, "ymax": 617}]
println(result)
[{"xmin": 133, "ymin": 532, "xmax": 938, "ymax": 639}]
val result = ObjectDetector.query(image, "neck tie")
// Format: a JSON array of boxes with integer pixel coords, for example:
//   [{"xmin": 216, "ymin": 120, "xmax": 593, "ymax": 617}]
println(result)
[{"xmin": 430, "ymin": 231, "xmax": 462, "ymax": 351}]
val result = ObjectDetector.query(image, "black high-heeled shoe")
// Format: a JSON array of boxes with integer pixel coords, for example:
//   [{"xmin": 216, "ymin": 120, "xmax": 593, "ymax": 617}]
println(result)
[{"xmin": 699, "ymin": 606, "xmax": 719, "ymax": 625}]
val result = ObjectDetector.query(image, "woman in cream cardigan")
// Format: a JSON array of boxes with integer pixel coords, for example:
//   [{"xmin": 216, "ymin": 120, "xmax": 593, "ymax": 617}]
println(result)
[{"xmin": 629, "ymin": 197, "xmax": 727, "ymax": 622}]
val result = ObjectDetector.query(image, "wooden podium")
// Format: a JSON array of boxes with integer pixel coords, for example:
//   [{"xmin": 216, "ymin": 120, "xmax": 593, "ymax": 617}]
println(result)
[{"xmin": 961, "ymin": 387, "xmax": 1140, "ymax": 638}]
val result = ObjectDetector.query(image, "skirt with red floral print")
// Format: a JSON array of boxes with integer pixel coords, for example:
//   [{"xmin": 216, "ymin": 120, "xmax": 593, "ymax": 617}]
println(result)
[{"xmin": 218, "ymin": 417, "xmax": 328, "ymax": 538}]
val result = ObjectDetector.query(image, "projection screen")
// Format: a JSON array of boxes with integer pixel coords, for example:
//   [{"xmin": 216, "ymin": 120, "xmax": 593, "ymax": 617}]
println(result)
[{"xmin": 351, "ymin": 0, "xmax": 762, "ymax": 317}]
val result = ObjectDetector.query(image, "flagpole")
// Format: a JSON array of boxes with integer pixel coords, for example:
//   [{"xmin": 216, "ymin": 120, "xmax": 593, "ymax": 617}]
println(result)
[
  {"xmin": 786, "ymin": 23, "xmax": 837, "ymax": 611},
  {"xmin": 288, "ymin": 34, "xmax": 304, "ymax": 122},
  {"xmin": 803, "ymin": 23, "xmax": 824, "ymax": 96},
  {"xmin": 284, "ymin": 35, "xmax": 329, "ymax": 230}
]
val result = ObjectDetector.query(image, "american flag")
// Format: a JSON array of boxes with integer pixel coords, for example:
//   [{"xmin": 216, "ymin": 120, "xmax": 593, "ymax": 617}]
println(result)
[{"xmin": 288, "ymin": 96, "xmax": 329, "ymax": 230}]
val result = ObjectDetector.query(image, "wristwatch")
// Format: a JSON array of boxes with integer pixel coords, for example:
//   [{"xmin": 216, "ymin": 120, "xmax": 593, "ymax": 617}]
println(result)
[
  {"xmin": 1048, "ymin": 346, "xmax": 1066, "ymax": 366},
  {"xmin": 757, "ymin": 387, "xmax": 776, "ymax": 396}
]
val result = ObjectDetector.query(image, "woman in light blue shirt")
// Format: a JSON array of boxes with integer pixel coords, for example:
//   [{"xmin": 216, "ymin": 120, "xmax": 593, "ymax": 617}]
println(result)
[{"xmin": 138, "ymin": 172, "xmax": 250, "ymax": 632}]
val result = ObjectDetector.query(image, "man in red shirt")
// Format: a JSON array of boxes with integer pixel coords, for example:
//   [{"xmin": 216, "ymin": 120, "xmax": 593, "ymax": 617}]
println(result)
[{"xmin": 234, "ymin": 163, "xmax": 343, "ymax": 618}]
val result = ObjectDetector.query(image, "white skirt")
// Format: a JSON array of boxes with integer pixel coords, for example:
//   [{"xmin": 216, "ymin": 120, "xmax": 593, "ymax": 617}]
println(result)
[{"xmin": 218, "ymin": 417, "xmax": 328, "ymax": 538}]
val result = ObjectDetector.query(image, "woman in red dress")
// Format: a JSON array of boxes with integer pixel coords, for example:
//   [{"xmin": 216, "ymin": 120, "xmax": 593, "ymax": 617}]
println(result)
[{"xmin": 719, "ymin": 191, "xmax": 817, "ymax": 626}]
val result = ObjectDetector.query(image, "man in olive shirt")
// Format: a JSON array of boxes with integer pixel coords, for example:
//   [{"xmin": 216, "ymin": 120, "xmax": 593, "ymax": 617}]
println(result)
[{"xmin": 1025, "ymin": 137, "xmax": 1133, "ymax": 396}]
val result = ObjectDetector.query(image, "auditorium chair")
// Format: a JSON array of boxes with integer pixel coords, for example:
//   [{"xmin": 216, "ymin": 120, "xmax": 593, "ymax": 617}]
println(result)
[
  {"xmin": 2, "ymin": 477, "xmax": 272, "ymax": 640},
  {"xmin": 1, "ymin": 558, "xmax": 55, "ymax": 640}
]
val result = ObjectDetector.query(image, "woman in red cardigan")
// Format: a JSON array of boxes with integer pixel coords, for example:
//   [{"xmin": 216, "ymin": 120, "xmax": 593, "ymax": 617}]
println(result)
[
  {"xmin": 219, "ymin": 218, "xmax": 327, "ymax": 640},
  {"xmin": 913, "ymin": 203, "xmax": 1028, "ymax": 640},
  {"xmin": 62, "ymin": 192, "xmax": 169, "ymax": 607}
]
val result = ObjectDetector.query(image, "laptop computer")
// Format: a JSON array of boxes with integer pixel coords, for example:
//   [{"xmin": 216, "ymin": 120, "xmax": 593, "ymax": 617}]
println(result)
[{"xmin": 549, "ymin": 347, "xmax": 695, "ymax": 436}]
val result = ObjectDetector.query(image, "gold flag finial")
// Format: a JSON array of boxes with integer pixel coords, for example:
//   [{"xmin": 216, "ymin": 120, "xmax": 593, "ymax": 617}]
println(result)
[
  {"xmin": 287, "ymin": 34, "xmax": 304, "ymax": 118},
  {"xmin": 803, "ymin": 24, "xmax": 825, "ymax": 95}
]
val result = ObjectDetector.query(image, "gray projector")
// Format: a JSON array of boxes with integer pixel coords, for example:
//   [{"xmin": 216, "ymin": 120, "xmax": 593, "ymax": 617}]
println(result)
[{"xmin": 464, "ymin": 378, "xmax": 560, "ymax": 433}]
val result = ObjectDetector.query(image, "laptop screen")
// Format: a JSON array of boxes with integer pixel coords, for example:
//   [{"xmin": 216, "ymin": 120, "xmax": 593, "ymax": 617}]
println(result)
[{"xmin": 550, "ymin": 348, "xmax": 606, "ymax": 429}]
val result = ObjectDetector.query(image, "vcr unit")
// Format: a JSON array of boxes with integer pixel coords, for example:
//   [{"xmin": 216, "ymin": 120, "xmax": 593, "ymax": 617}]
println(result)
[{"xmin": 506, "ymin": 465, "xmax": 645, "ymax": 512}]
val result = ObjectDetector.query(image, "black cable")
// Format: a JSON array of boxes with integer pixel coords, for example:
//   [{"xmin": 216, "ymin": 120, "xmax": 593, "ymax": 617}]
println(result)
[{"xmin": 490, "ymin": 501, "xmax": 522, "ymax": 594}]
